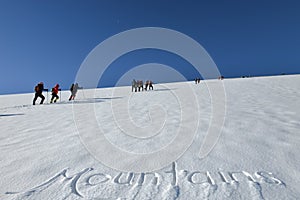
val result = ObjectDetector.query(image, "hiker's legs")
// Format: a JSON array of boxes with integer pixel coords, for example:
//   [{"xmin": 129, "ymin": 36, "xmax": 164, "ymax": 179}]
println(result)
[
  {"xmin": 33, "ymin": 93, "xmax": 39, "ymax": 105},
  {"xmin": 39, "ymin": 94, "xmax": 45, "ymax": 104},
  {"xmin": 54, "ymin": 94, "xmax": 59, "ymax": 102},
  {"xmin": 50, "ymin": 95, "xmax": 55, "ymax": 103},
  {"xmin": 50, "ymin": 93, "xmax": 59, "ymax": 103}
]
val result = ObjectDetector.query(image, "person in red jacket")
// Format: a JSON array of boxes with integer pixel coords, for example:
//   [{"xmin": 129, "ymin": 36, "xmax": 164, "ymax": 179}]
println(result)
[{"xmin": 50, "ymin": 84, "xmax": 60, "ymax": 103}]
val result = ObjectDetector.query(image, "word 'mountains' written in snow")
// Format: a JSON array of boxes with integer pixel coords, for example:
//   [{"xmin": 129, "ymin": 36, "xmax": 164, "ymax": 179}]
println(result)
[{"xmin": 5, "ymin": 162, "xmax": 285, "ymax": 198}]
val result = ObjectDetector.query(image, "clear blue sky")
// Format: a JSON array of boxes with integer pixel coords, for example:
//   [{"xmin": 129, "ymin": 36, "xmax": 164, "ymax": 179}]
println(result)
[{"xmin": 0, "ymin": 0, "xmax": 299, "ymax": 94}]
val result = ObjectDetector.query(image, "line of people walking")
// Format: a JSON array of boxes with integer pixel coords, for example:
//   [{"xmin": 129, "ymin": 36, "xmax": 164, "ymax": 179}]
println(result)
[
  {"xmin": 33, "ymin": 82, "xmax": 82, "ymax": 105},
  {"xmin": 132, "ymin": 79, "xmax": 153, "ymax": 92},
  {"xmin": 194, "ymin": 76, "xmax": 225, "ymax": 83}
]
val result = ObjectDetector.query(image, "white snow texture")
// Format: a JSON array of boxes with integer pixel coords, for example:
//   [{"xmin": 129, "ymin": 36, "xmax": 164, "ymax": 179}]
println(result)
[{"xmin": 0, "ymin": 75, "xmax": 299, "ymax": 200}]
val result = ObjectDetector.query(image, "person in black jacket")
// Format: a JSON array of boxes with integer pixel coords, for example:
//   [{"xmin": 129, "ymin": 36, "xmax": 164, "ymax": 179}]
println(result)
[
  {"xmin": 149, "ymin": 80, "xmax": 153, "ymax": 90},
  {"xmin": 33, "ymin": 82, "xmax": 45, "ymax": 105}
]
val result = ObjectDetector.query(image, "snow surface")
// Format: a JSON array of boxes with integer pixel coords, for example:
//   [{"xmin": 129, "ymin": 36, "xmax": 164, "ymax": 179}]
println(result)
[{"xmin": 0, "ymin": 75, "xmax": 299, "ymax": 199}]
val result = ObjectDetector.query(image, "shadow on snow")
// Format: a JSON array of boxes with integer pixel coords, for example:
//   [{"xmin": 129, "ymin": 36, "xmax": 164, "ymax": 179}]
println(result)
[{"xmin": 0, "ymin": 113, "xmax": 25, "ymax": 117}]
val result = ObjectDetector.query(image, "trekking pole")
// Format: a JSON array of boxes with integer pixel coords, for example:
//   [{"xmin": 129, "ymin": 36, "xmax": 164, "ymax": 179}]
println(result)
[
  {"xmin": 59, "ymin": 89, "xmax": 62, "ymax": 102},
  {"xmin": 45, "ymin": 89, "xmax": 49, "ymax": 104}
]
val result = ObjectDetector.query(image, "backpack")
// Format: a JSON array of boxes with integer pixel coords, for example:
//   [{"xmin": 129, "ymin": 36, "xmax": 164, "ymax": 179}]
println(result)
[
  {"xmin": 34, "ymin": 85, "xmax": 39, "ymax": 92},
  {"xmin": 70, "ymin": 84, "xmax": 74, "ymax": 91}
]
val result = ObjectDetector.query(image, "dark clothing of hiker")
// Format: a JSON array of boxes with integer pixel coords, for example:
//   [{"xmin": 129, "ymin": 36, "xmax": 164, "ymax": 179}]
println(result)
[
  {"xmin": 132, "ymin": 80, "xmax": 137, "ymax": 92},
  {"xmin": 50, "ymin": 84, "xmax": 60, "ymax": 103},
  {"xmin": 145, "ymin": 81, "xmax": 149, "ymax": 91},
  {"xmin": 33, "ymin": 82, "xmax": 45, "ymax": 105},
  {"xmin": 149, "ymin": 81, "xmax": 153, "ymax": 90},
  {"xmin": 69, "ymin": 83, "xmax": 82, "ymax": 100},
  {"xmin": 138, "ymin": 80, "xmax": 143, "ymax": 92}
]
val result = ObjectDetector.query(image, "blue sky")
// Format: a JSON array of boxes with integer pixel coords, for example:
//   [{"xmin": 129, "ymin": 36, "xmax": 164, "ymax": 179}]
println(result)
[{"xmin": 0, "ymin": 0, "xmax": 299, "ymax": 94}]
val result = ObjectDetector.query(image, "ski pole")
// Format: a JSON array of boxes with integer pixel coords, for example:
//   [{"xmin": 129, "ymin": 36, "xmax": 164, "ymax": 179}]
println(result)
[
  {"xmin": 45, "ymin": 89, "xmax": 48, "ymax": 104},
  {"xmin": 59, "ymin": 88, "xmax": 62, "ymax": 102}
]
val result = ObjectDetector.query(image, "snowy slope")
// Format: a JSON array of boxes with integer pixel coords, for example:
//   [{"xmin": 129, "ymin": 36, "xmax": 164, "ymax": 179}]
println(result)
[{"xmin": 0, "ymin": 75, "xmax": 299, "ymax": 200}]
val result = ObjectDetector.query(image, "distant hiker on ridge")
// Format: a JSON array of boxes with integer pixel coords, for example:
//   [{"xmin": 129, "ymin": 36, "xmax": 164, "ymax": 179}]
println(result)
[
  {"xmin": 145, "ymin": 80, "xmax": 149, "ymax": 91},
  {"xmin": 218, "ymin": 76, "xmax": 224, "ymax": 80},
  {"xmin": 33, "ymin": 82, "xmax": 45, "ymax": 105},
  {"xmin": 149, "ymin": 80, "xmax": 154, "ymax": 90},
  {"xmin": 138, "ymin": 80, "xmax": 144, "ymax": 92},
  {"xmin": 50, "ymin": 84, "xmax": 60, "ymax": 103},
  {"xmin": 69, "ymin": 83, "xmax": 82, "ymax": 101},
  {"xmin": 132, "ymin": 79, "xmax": 137, "ymax": 92}
]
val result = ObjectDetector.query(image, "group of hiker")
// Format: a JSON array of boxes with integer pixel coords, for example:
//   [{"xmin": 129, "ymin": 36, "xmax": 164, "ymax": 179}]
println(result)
[
  {"xmin": 194, "ymin": 78, "xmax": 201, "ymax": 84},
  {"xmin": 33, "ymin": 76, "xmax": 225, "ymax": 105},
  {"xmin": 132, "ymin": 79, "xmax": 154, "ymax": 92},
  {"xmin": 33, "ymin": 82, "xmax": 82, "ymax": 105},
  {"xmin": 195, "ymin": 76, "xmax": 225, "ymax": 83}
]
